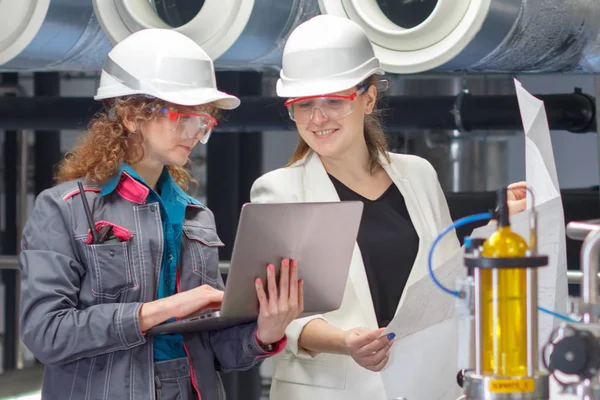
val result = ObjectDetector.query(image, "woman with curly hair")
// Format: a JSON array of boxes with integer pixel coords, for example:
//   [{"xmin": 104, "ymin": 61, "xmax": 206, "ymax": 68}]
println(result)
[{"xmin": 18, "ymin": 28, "xmax": 302, "ymax": 400}]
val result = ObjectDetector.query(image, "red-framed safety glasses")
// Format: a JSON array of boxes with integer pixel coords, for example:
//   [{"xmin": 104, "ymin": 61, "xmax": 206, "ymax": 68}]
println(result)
[
  {"xmin": 162, "ymin": 108, "xmax": 218, "ymax": 144},
  {"xmin": 284, "ymin": 86, "xmax": 368, "ymax": 124}
]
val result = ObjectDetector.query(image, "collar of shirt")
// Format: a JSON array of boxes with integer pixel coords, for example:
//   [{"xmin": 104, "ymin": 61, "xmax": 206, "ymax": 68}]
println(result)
[{"xmin": 100, "ymin": 163, "xmax": 203, "ymax": 207}]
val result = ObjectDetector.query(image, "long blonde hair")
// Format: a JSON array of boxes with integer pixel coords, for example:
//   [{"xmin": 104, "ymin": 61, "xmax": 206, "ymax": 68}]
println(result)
[
  {"xmin": 285, "ymin": 75, "xmax": 390, "ymax": 172},
  {"xmin": 55, "ymin": 96, "xmax": 218, "ymax": 191}
]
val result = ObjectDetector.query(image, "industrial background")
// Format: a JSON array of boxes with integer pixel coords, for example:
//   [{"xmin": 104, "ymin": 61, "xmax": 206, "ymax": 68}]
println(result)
[{"xmin": 0, "ymin": 0, "xmax": 599, "ymax": 398}]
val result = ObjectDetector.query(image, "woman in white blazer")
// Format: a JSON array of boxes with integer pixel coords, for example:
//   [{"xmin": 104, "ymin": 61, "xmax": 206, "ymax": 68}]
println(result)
[{"xmin": 251, "ymin": 15, "xmax": 527, "ymax": 400}]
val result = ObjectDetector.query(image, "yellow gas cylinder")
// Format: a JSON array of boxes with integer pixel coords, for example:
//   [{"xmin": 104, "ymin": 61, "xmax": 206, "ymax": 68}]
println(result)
[{"xmin": 480, "ymin": 189, "xmax": 529, "ymax": 377}]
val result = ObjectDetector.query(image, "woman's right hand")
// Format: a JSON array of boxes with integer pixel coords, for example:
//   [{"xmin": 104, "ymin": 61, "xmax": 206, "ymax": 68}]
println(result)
[
  {"xmin": 139, "ymin": 285, "xmax": 224, "ymax": 332},
  {"xmin": 344, "ymin": 327, "xmax": 395, "ymax": 372},
  {"xmin": 169, "ymin": 285, "xmax": 224, "ymax": 318}
]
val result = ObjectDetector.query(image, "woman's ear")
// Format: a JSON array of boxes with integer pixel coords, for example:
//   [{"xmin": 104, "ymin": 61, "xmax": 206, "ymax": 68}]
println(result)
[
  {"xmin": 122, "ymin": 118, "xmax": 137, "ymax": 133},
  {"xmin": 364, "ymin": 85, "xmax": 377, "ymax": 115},
  {"xmin": 115, "ymin": 104, "xmax": 138, "ymax": 133}
]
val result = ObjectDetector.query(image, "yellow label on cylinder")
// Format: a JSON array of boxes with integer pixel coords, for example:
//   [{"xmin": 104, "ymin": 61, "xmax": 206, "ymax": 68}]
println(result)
[{"xmin": 488, "ymin": 379, "xmax": 535, "ymax": 393}]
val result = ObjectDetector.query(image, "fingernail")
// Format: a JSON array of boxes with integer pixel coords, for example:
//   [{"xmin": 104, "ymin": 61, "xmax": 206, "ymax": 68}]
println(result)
[
  {"xmin": 283, "ymin": 258, "xmax": 289, "ymax": 267},
  {"xmin": 255, "ymin": 278, "xmax": 260, "ymax": 285},
  {"xmin": 268, "ymin": 264, "xmax": 274, "ymax": 272},
  {"xmin": 387, "ymin": 333, "xmax": 396, "ymax": 340},
  {"xmin": 291, "ymin": 259, "xmax": 297, "ymax": 267}
]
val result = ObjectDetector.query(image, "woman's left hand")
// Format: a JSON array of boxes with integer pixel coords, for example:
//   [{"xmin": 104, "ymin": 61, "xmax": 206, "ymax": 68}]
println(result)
[
  {"xmin": 255, "ymin": 258, "xmax": 304, "ymax": 345},
  {"xmin": 507, "ymin": 181, "xmax": 527, "ymax": 216}
]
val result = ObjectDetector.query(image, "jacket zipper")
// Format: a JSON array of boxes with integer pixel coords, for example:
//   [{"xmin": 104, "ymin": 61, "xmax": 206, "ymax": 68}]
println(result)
[{"xmin": 177, "ymin": 268, "xmax": 203, "ymax": 399}]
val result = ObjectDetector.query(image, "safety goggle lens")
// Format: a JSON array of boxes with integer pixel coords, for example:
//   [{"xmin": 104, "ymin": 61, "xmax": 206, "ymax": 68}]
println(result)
[
  {"xmin": 285, "ymin": 85, "xmax": 368, "ymax": 124},
  {"xmin": 162, "ymin": 109, "xmax": 217, "ymax": 144}
]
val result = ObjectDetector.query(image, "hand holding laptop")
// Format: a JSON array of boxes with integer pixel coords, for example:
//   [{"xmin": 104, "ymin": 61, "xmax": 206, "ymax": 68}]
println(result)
[
  {"xmin": 255, "ymin": 258, "xmax": 304, "ymax": 345},
  {"xmin": 147, "ymin": 201, "xmax": 361, "ymax": 335}
]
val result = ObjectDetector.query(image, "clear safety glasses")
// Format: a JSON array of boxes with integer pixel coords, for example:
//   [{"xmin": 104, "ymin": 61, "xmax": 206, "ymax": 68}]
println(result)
[
  {"xmin": 284, "ymin": 85, "xmax": 368, "ymax": 124},
  {"xmin": 162, "ymin": 108, "xmax": 218, "ymax": 144}
]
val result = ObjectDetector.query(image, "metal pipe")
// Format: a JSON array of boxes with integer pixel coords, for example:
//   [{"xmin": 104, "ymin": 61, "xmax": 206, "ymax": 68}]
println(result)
[
  {"xmin": 474, "ymin": 267, "xmax": 482, "ymax": 375},
  {"xmin": 568, "ymin": 270, "xmax": 600, "ymax": 284},
  {"xmin": 580, "ymin": 229, "xmax": 600, "ymax": 322},
  {"xmin": 567, "ymin": 220, "xmax": 600, "ymax": 241},
  {"xmin": 15, "ymin": 129, "xmax": 28, "ymax": 373},
  {"xmin": 3, "ymin": 256, "xmax": 594, "ymax": 284},
  {"xmin": 0, "ymin": 0, "xmax": 111, "ymax": 71},
  {"xmin": 18, "ymin": 134, "xmax": 27, "ymax": 245},
  {"xmin": 0, "ymin": 255, "xmax": 233, "ymax": 275},
  {"xmin": 0, "ymin": 91, "xmax": 594, "ymax": 132},
  {"xmin": 0, "ymin": 254, "xmax": 593, "ymax": 283},
  {"xmin": 526, "ymin": 268, "xmax": 538, "ymax": 376},
  {"xmin": 596, "ymin": 76, "xmax": 600, "ymax": 192}
]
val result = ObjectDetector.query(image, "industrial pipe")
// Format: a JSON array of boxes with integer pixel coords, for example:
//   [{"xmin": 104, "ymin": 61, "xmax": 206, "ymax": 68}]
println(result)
[
  {"xmin": 0, "ymin": 0, "xmax": 112, "ymax": 71},
  {"xmin": 320, "ymin": 0, "xmax": 600, "ymax": 74},
  {"xmin": 0, "ymin": 253, "xmax": 592, "ymax": 284},
  {"xmin": 567, "ymin": 219, "xmax": 600, "ymax": 241},
  {"xmin": 0, "ymin": 91, "xmax": 594, "ymax": 133},
  {"xmin": 93, "ymin": 0, "xmax": 318, "ymax": 71},
  {"xmin": 0, "ymin": 254, "xmax": 232, "ymax": 275},
  {"xmin": 580, "ymin": 229, "xmax": 600, "ymax": 322}
]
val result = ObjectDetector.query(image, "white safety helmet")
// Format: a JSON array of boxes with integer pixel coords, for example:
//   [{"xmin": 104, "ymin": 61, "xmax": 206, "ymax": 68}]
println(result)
[
  {"xmin": 276, "ymin": 15, "xmax": 385, "ymax": 98},
  {"xmin": 95, "ymin": 29, "xmax": 240, "ymax": 110}
]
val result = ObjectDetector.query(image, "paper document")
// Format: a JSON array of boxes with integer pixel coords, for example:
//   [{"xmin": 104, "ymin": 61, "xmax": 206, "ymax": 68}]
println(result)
[
  {"xmin": 514, "ymin": 78, "xmax": 568, "ymax": 343},
  {"xmin": 380, "ymin": 80, "xmax": 567, "ymax": 400},
  {"xmin": 383, "ymin": 249, "xmax": 463, "ymax": 340}
]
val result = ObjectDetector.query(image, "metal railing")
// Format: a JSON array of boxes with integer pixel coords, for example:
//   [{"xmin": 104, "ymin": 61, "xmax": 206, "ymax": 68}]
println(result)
[
  {"xmin": 0, "ymin": 254, "xmax": 593, "ymax": 284},
  {"xmin": 0, "ymin": 255, "xmax": 232, "ymax": 275}
]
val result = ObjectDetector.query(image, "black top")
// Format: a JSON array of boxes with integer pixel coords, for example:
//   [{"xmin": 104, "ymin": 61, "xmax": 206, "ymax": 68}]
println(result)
[{"xmin": 329, "ymin": 175, "xmax": 420, "ymax": 328}]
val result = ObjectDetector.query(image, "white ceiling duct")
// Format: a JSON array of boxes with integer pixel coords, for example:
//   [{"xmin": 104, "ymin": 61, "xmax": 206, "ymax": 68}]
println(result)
[
  {"xmin": 318, "ymin": 0, "xmax": 600, "ymax": 74},
  {"xmin": 0, "ymin": 0, "xmax": 318, "ymax": 72},
  {"xmin": 93, "ymin": 0, "xmax": 319, "ymax": 70},
  {"xmin": 0, "ymin": 0, "xmax": 112, "ymax": 71}
]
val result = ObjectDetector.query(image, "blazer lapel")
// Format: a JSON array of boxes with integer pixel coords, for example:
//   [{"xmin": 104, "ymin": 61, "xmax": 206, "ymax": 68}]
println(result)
[
  {"xmin": 302, "ymin": 152, "xmax": 340, "ymax": 202},
  {"xmin": 302, "ymin": 152, "xmax": 378, "ymax": 329},
  {"xmin": 381, "ymin": 158, "xmax": 436, "ymax": 316}
]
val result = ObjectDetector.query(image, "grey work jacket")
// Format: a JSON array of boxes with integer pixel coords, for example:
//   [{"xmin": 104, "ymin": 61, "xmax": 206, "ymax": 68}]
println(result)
[{"xmin": 19, "ymin": 177, "xmax": 276, "ymax": 400}]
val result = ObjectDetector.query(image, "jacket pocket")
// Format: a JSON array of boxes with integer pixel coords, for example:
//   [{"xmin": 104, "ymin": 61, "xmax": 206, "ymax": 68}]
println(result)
[
  {"xmin": 182, "ymin": 225, "xmax": 224, "ymax": 288},
  {"xmin": 273, "ymin": 352, "xmax": 348, "ymax": 390},
  {"xmin": 81, "ymin": 228, "xmax": 137, "ymax": 302},
  {"xmin": 83, "ymin": 220, "xmax": 133, "ymax": 244}
]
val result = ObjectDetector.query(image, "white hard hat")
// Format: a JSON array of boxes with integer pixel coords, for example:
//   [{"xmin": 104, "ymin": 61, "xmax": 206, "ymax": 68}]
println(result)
[
  {"xmin": 276, "ymin": 15, "xmax": 384, "ymax": 98},
  {"xmin": 95, "ymin": 29, "xmax": 240, "ymax": 110}
]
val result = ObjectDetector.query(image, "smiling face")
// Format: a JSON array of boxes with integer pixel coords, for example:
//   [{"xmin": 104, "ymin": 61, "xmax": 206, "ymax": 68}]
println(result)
[{"xmin": 291, "ymin": 85, "xmax": 377, "ymax": 160}]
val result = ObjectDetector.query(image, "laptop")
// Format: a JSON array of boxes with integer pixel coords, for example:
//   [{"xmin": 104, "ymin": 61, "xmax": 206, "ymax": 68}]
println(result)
[{"xmin": 148, "ymin": 201, "xmax": 363, "ymax": 335}]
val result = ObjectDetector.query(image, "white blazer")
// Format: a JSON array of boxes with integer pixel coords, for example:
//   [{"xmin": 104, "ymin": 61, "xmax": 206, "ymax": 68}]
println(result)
[{"xmin": 250, "ymin": 151, "xmax": 461, "ymax": 400}]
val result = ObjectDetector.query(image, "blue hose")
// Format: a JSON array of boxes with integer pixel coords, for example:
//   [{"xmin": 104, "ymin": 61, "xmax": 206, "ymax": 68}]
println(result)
[
  {"xmin": 538, "ymin": 306, "xmax": 577, "ymax": 323},
  {"xmin": 428, "ymin": 213, "xmax": 576, "ymax": 322},
  {"xmin": 427, "ymin": 213, "xmax": 493, "ymax": 297}
]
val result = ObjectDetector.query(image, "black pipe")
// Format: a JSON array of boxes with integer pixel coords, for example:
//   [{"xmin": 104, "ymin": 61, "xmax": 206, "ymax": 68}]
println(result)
[
  {"xmin": 34, "ymin": 73, "xmax": 62, "ymax": 195},
  {"xmin": 208, "ymin": 71, "xmax": 263, "ymax": 400},
  {"xmin": 0, "ymin": 91, "xmax": 594, "ymax": 133},
  {"xmin": 1, "ymin": 73, "xmax": 19, "ymax": 372}
]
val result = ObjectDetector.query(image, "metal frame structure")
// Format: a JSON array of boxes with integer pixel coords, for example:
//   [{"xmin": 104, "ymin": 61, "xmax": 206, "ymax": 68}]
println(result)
[
  {"xmin": 0, "ymin": 71, "xmax": 598, "ymax": 399},
  {"xmin": 0, "ymin": 75, "xmax": 28, "ymax": 372},
  {"xmin": 596, "ymin": 75, "xmax": 600, "ymax": 193},
  {"xmin": 0, "ymin": 256, "xmax": 592, "ymax": 284},
  {"xmin": 0, "ymin": 91, "xmax": 594, "ymax": 133}
]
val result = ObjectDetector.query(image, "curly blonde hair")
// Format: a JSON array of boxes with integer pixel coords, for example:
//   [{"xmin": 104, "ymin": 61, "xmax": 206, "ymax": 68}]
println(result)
[{"xmin": 55, "ymin": 96, "xmax": 219, "ymax": 191}]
